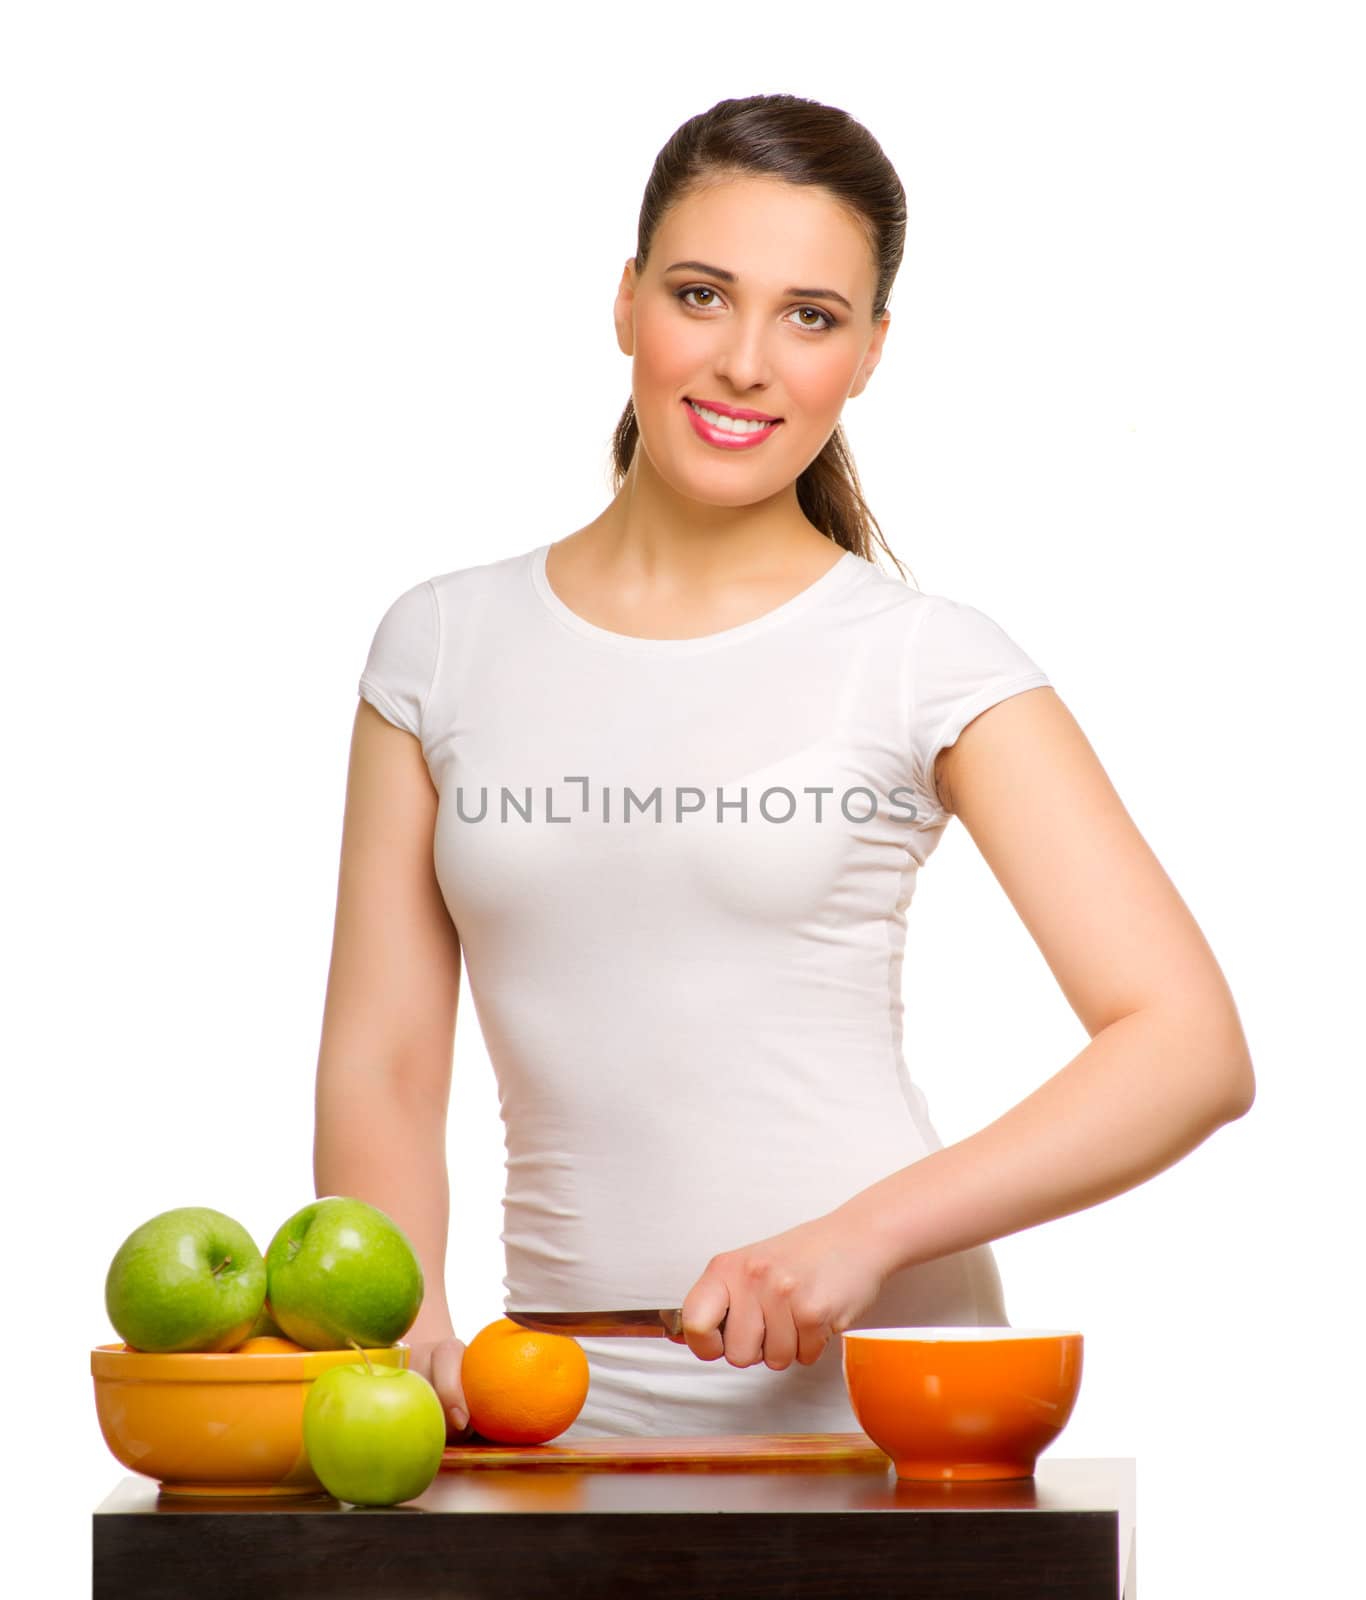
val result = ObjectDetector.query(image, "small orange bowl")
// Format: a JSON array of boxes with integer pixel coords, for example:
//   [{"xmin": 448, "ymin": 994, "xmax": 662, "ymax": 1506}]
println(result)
[
  {"xmin": 91, "ymin": 1340, "xmax": 410, "ymax": 1498},
  {"xmin": 842, "ymin": 1327, "xmax": 1083, "ymax": 1481}
]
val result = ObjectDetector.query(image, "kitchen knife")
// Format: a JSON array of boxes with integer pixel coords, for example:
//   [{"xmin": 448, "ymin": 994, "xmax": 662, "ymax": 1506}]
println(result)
[{"xmin": 504, "ymin": 1308, "xmax": 728, "ymax": 1342}]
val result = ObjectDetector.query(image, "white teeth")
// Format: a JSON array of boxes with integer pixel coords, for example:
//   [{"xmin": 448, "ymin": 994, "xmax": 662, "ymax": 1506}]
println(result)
[{"xmin": 688, "ymin": 400, "xmax": 774, "ymax": 434}]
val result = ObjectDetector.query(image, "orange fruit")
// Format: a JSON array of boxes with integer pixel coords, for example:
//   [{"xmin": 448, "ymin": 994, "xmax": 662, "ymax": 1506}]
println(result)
[
  {"xmin": 459, "ymin": 1317, "xmax": 590, "ymax": 1444},
  {"xmin": 231, "ymin": 1335, "xmax": 308, "ymax": 1354}
]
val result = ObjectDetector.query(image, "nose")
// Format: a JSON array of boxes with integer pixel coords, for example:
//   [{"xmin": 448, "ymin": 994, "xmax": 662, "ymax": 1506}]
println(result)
[{"xmin": 710, "ymin": 313, "xmax": 776, "ymax": 396}]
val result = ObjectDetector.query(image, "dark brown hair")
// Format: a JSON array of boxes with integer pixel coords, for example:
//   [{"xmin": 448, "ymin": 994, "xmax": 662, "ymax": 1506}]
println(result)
[{"xmin": 610, "ymin": 93, "xmax": 914, "ymax": 584}]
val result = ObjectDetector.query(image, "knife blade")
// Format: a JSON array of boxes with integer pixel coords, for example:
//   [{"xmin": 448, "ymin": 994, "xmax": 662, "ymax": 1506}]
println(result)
[{"xmin": 504, "ymin": 1308, "xmax": 729, "ymax": 1342}]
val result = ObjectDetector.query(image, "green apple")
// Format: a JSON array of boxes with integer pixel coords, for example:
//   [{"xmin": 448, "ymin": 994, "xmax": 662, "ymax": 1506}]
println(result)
[
  {"xmin": 265, "ymin": 1196, "xmax": 423, "ymax": 1349},
  {"xmin": 303, "ymin": 1354, "xmax": 446, "ymax": 1505},
  {"xmin": 105, "ymin": 1206, "xmax": 267, "ymax": 1352}
]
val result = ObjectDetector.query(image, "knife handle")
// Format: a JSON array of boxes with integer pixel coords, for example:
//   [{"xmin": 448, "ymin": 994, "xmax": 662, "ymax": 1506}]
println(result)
[{"xmin": 663, "ymin": 1309, "xmax": 728, "ymax": 1341}]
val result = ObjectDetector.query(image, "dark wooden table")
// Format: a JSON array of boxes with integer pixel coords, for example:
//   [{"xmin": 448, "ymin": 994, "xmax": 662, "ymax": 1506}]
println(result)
[{"xmin": 94, "ymin": 1455, "xmax": 1136, "ymax": 1599}]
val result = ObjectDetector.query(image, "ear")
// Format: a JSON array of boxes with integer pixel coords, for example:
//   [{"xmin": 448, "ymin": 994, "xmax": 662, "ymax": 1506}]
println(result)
[
  {"xmin": 847, "ymin": 311, "xmax": 891, "ymax": 400},
  {"xmin": 614, "ymin": 258, "xmax": 638, "ymax": 357}
]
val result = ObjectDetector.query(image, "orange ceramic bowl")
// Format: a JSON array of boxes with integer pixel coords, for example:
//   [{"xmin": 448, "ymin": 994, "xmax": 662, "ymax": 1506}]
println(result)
[
  {"xmin": 842, "ymin": 1327, "xmax": 1083, "ymax": 1482},
  {"xmin": 91, "ymin": 1340, "xmax": 410, "ymax": 1498}
]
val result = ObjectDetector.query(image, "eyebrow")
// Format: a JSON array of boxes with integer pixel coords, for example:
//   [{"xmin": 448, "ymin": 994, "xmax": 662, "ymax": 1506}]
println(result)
[{"xmin": 663, "ymin": 259, "xmax": 854, "ymax": 314}]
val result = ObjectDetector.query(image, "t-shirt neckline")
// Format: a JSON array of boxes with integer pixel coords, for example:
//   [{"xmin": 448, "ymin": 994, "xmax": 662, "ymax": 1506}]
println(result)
[{"xmin": 529, "ymin": 542, "xmax": 865, "ymax": 656}]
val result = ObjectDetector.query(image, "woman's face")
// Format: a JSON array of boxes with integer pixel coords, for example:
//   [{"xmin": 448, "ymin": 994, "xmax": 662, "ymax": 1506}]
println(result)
[{"xmin": 614, "ymin": 175, "xmax": 890, "ymax": 509}]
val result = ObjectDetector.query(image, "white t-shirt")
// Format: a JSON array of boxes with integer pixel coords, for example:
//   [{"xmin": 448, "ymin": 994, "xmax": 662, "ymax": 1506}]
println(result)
[{"xmin": 357, "ymin": 541, "xmax": 1052, "ymax": 1438}]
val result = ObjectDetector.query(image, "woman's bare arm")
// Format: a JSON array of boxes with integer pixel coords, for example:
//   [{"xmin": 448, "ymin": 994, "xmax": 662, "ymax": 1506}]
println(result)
[
  {"xmin": 853, "ymin": 684, "xmax": 1256, "ymax": 1276},
  {"xmin": 313, "ymin": 699, "xmax": 467, "ymax": 1415}
]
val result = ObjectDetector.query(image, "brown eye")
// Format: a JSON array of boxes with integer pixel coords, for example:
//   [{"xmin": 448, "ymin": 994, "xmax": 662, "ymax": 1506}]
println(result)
[{"xmin": 790, "ymin": 306, "xmax": 837, "ymax": 331}]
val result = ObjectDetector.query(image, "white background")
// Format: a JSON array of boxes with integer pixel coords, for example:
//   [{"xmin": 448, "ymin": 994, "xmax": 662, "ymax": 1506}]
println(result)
[{"xmin": 4, "ymin": 3, "xmax": 1361, "ymax": 1594}]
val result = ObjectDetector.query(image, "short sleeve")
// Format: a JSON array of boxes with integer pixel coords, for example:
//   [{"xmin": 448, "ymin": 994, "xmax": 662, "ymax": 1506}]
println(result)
[
  {"xmin": 904, "ymin": 595, "xmax": 1051, "ymax": 824},
  {"xmin": 357, "ymin": 579, "xmax": 438, "ymax": 739}
]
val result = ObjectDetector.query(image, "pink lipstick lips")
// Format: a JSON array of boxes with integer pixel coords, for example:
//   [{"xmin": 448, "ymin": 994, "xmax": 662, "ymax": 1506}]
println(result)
[{"xmin": 682, "ymin": 396, "xmax": 783, "ymax": 450}]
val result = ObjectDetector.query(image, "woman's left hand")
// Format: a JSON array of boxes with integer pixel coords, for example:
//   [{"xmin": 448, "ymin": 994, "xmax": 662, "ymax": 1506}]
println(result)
[{"xmin": 677, "ymin": 1207, "xmax": 890, "ymax": 1369}]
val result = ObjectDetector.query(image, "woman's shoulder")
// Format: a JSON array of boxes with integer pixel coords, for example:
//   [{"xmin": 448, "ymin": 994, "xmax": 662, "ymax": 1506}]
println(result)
[
  {"xmin": 373, "ymin": 545, "xmax": 542, "ymax": 634},
  {"xmin": 356, "ymin": 546, "xmax": 545, "ymax": 737},
  {"xmin": 851, "ymin": 557, "xmax": 1044, "ymax": 654}
]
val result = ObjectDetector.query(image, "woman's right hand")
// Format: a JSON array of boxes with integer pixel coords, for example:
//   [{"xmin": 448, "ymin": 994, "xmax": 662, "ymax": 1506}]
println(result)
[{"xmin": 406, "ymin": 1332, "xmax": 475, "ymax": 1441}]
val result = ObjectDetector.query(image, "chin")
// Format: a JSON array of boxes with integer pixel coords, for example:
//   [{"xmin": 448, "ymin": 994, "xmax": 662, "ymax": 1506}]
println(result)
[
  {"xmin": 667, "ymin": 460, "xmax": 791, "ymax": 509},
  {"xmin": 636, "ymin": 421, "xmax": 805, "ymax": 506}
]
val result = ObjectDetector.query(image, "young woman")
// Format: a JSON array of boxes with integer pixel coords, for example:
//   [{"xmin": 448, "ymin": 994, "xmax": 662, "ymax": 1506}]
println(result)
[{"xmin": 315, "ymin": 94, "xmax": 1255, "ymax": 1441}]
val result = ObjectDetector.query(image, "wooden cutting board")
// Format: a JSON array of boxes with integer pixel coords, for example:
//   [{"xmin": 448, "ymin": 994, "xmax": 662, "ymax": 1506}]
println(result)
[{"xmin": 440, "ymin": 1430, "xmax": 891, "ymax": 1472}]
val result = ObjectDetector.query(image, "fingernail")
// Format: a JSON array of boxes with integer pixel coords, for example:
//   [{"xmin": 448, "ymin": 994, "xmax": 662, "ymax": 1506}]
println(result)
[{"xmin": 451, "ymin": 1409, "xmax": 468, "ymax": 1430}]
